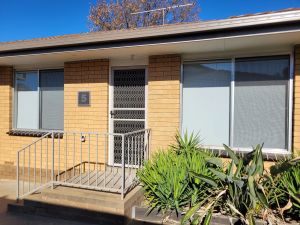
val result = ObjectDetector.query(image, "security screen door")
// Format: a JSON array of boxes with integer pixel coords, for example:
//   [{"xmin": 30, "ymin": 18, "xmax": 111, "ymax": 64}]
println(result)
[{"xmin": 111, "ymin": 69, "xmax": 146, "ymax": 165}]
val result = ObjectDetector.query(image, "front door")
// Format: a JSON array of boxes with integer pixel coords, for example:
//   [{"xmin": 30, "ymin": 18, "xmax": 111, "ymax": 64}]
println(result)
[{"xmin": 110, "ymin": 68, "xmax": 146, "ymax": 165}]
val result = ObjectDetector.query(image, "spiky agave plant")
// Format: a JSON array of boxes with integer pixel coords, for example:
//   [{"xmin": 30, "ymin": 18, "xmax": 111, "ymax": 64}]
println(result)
[
  {"xmin": 269, "ymin": 158, "xmax": 300, "ymax": 219},
  {"xmin": 182, "ymin": 144, "xmax": 271, "ymax": 225}
]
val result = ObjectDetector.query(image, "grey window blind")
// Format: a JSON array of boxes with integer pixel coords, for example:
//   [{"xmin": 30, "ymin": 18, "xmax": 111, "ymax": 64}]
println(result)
[
  {"xmin": 183, "ymin": 61, "xmax": 231, "ymax": 146},
  {"xmin": 40, "ymin": 70, "xmax": 64, "ymax": 130},
  {"xmin": 233, "ymin": 56, "xmax": 289, "ymax": 149}
]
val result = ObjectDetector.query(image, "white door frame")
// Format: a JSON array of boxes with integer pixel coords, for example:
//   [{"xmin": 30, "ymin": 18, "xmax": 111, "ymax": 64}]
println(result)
[{"xmin": 108, "ymin": 66, "xmax": 148, "ymax": 165}]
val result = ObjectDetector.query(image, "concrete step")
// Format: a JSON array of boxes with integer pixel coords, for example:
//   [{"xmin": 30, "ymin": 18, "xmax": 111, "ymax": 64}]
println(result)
[
  {"xmin": 8, "ymin": 200, "xmax": 124, "ymax": 225},
  {"xmin": 8, "ymin": 185, "xmax": 144, "ymax": 225}
]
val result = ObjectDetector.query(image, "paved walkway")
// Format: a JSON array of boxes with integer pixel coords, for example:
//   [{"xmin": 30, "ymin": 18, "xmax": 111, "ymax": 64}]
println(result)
[{"xmin": 0, "ymin": 179, "xmax": 96, "ymax": 225}]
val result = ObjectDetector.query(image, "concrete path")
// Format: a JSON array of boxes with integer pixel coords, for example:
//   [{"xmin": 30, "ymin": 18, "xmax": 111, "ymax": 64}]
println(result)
[{"xmin": 0, "ymin": 179, "xmax": 97, "ymax": 225}]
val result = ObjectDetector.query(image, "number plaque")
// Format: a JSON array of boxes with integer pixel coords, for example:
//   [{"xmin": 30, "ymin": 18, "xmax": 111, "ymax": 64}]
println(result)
[{"xmin": 78, "ymin": 91, "xmax": 90, "ymax": 106}]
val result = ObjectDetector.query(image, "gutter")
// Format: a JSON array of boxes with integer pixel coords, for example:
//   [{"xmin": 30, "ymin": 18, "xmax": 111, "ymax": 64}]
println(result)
[{"xmin": 0, "ymin": 10, "xmax": 300, "ymax": 57}]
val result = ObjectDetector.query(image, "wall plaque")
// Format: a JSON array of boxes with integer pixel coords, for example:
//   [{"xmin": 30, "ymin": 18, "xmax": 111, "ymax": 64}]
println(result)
[{"xmin": 78, "ymin": 91, "xmax": 90, "ymax": 106}]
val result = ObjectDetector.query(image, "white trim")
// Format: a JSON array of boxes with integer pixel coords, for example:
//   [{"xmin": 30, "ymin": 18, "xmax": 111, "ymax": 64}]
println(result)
[
  {"xmin": 145, "ymin": 66, "xmax": 149, "ymax": 130},
  {"xmin": 113, "ymin": 108, "xmax": 145, "ymax": 110},
  {"xmin": 108, "ymin": 66, "xmax": 148, "ymax": 165},
  {"xmin": 12, "ymin": 68, "xmax": 17, "ymax": 129},
  {"xmin": 108, "ymin": 66, "xmax": 113, "ymax": 165},
  {"xmin": 230, "ymin": 58, "xmax": 235, "ymax": 146},
  {"xmin": 288, "ymin": 51, "xmax": 295, "ymax": 153},
  {"xmin": 183, "ymin": 49, "xmax": 293, "ymax": 62},
  {"xmin": 202, "ymin": 145, "xmax": 292, "ymax": 156},
  {"xmin": 37, "ymin": 69, "xmax": 41, "ymax": 129},
  {"xmin": 112, "ymin": 119, "xmax": 146, "ymax": 122},
  {"xmin": 179, "ymin": 59, "xmax": 183, "ymax": 134}
]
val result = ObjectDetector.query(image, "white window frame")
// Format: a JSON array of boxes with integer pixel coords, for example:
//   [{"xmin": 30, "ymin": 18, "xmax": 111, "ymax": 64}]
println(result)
[
  {"xmin": 181, "ymin": 52, "xmax": 294, "ymax": 155},
  {"xmin": 13, "ymin": 68, "xmax": 64, "ymax": 131}
]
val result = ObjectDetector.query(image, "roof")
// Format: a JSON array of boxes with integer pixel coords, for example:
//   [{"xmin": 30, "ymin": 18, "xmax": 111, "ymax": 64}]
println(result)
[{"xmin": 0, "ymin": 8, "xmax": 300, "ymax": 56}]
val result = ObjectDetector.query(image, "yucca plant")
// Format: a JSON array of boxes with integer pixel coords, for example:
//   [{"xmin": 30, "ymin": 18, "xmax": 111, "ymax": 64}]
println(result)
[
  {"xmin": 137, "ymin": 150, "xmax": 192, "ymax": 214},
  {"xmin": 182, "ymin": 144, "xmax": 271, "ymax": 225},
  {"xmin": 170, "ymin": 132, "xmax": 202, "ymax": 155},
  {"xmin": 137, "ymin": 132, "xmax": 214, "ymax": 216}
]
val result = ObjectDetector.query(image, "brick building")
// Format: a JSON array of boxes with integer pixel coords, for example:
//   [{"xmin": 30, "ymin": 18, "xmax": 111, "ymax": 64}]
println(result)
[{"xmin": 0, "ymin": 9, "xmax": 299, "ymax": 200}]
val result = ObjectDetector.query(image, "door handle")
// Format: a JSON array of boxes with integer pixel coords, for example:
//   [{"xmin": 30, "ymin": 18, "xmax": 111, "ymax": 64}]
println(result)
[{"xmin": 110, "ymin": 110, "xmax": 116, "ymax": 118}]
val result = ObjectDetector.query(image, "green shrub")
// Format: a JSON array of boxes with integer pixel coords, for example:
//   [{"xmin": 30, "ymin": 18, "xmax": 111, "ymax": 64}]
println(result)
[
  {"xmin": 138, "ymin": 132, "xmax": 300, "ymax": 225},
  {"xmin": 269, "ymin": 158, "xmax": 300, "ymax": 219},
  {"xmin": 137, "ymin": 133, "xmax": 214, "ymax": 215},
  {"xmin": 182, "ymin": 144, "xmax": 272, "ymax": 225}
]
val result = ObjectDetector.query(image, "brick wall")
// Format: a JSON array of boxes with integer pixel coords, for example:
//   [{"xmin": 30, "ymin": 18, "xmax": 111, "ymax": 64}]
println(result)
[
  {"xmin": 148, "ymin": 55, "xmax": 181, "ymax": 152},
  {"xmin": 0, "ymin": 66, "xmax": 39, "ymax": 179},
  {"xmin": 0, "ymin": 59, "xmax": 110, "ymax": 179},
  {"xmin": 64, "ymin": 59, "xmax": 109, "ymax": 164},
  {"xmin": 64, "ymin": 59, "xmax": 109, "ymax": 132},
  {"xmin": 293, "ymin": 45, "xmax": 300, "ymax": 156}
]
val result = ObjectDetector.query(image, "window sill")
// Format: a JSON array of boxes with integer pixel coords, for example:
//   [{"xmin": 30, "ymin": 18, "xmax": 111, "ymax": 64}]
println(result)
[
  {"xmin": 7, "ymin": 129, "xmax": 62, "ymax": 138},
  {"xmin": 203, "ymin": 145, "xmax": 292, "ymax": 161}
]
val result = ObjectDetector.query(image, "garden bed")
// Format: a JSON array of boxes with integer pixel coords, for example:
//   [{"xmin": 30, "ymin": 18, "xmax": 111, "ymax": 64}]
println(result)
[
  {"xmin": 133, "ymin": 206, "xmax": 299, "ymax": 225},
  {"xmin": 137, "ymin": 133, "xmax": 300, "ymax": 225}
]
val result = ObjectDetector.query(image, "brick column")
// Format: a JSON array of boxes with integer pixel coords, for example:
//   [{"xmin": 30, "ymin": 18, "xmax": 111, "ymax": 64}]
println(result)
[
  {"xmin": 293, "ymin": 45, "xmax": 300, "ymax": 156},
  {"xmin": 0, "ymin": 66, "xmax": 15, "ymax": 177},
  {"xmin": 148, "ymin": 55, "xmax": 181, "ymax": 153}
]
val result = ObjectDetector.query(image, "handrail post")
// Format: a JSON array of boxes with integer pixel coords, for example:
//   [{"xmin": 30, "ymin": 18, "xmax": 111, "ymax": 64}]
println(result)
[
  {"xmin": 121, "ymin": 134, "xmax": 125, "ymax": 199},
  {"xmin": 51, "ymin": 131, "xmax": 55, "ymax": 189},
  {"xmin": 16, "ymin": 152, "xmax": 19, "ymax": 201}
]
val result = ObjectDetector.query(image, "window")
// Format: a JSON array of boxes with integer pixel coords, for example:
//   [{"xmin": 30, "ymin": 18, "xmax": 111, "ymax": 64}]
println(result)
[
  {"xmin": 182, "ymin": 55, "xmax": 290, "ymax": 151},
  {"xmin": 183, "ymin": 61, "xmax": 231, "ymax": 146},
  {"xmin": 15, "ymin": 69, "xmax": 64, "ymax": 130},
  {"xmin": 233, "ymin": 57, "xmax": 289, "ymax": 149}
]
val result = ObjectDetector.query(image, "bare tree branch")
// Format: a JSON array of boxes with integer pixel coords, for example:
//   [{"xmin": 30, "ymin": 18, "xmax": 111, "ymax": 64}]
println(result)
[{"xmin": 88, "ymin": 0, "xmax": 200, "ymax": 31}]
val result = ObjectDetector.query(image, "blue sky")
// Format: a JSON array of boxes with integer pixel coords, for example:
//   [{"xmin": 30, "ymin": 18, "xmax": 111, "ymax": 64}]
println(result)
[{"xmin": 0, "ymin": 0, "xmax": 299, "ymax": 42}]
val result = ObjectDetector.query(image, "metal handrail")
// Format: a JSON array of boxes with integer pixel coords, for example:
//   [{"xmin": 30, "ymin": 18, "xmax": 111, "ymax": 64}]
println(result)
[
  {"xmin": 16, "ymin": 129, "xmax": 151, "ymax": 200},
  {"xmin": 17, "ymin": 132, "xmax": 52, "ymax": 153}
]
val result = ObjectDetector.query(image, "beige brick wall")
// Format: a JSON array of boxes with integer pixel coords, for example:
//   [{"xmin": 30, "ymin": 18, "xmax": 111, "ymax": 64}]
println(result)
[
  {"xmin": 64, "ymin": 59, "xmax": 109, "ymax": 132},
  {"xmin": 293, "ymin": 45, "xmax": 300, "ymax": 156},
  {"xmin": 148, "ymin": 55, "xmax": 181, "ymax": 152},
  {"xmin": 0, "ymin": 66, "xmax": 40, "ymax": 179},
  {"xmin": 63, "ymin": 59, "xmax": 110, "ymax": 167},
  {"xmin": 0, "ymin": 59, "xmax": 110, "ymax": 179}
]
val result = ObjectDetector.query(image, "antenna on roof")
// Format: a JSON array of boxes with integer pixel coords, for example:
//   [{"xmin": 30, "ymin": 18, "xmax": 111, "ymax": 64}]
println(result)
[{"xmin": 131, "ymin": 3, "xmax": 194, "ymax": 25}]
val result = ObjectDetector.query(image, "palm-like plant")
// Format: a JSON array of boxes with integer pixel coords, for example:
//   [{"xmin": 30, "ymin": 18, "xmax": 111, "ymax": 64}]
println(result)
[
  {"xmin": 182, "ymin": 144, "xmax": 270, "ymax": 225},
  {"xmin": 137, "ymin": 132, "xmax": 214, "ymax": 216},
  {"xmin": 269, "ymin": 158, "xmax": 300, "ymax": 218},
  {"xmin": 170, "ymin": 132, "xmax": 202, "ymax": 155}
]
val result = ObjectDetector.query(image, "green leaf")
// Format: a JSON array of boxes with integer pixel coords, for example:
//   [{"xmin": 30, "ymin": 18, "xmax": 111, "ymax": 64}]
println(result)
[
  {"xmin": 205, "ymin": 157, "xmax": 223, "ymax": 168},
  {"xmin": 202, "ymin": 209, "xmax": 213, "ymax": 225},
  {"xmin": 248, "ymin": 176, "xmax": 257, "ymax": 208},
  {"xmin": 232, "ymin": 177, "xmax": 244, "ymax": 188},
  {"xmin": 181, "ymin": 202, "xmax": 201, "ymax": 225},
  {"xmin": 190, "ymin": 215, "xmax": 200, "ymax": 225},
  {"xmin": 208, "ymin": 168, "xmax": 226, "ymax": 181},
  {"xmin": 189, "ymin": 171, "xmax": 218, "ymax": 188},
  {"xmin": 223, "ymin": 144, "xmax": 239, "ymax": 165},
  {"xmin": 255, "ymin": 189, "xmax": 268, "ymax": 208}
]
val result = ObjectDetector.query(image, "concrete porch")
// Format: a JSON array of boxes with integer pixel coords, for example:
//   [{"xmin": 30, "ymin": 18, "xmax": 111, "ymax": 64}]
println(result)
[{"xmin": 9, "ymin": 185, "xmax": 145, "ymax": 225}]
